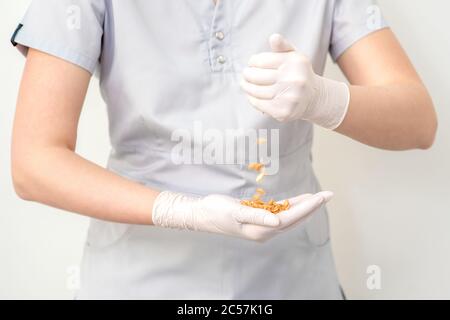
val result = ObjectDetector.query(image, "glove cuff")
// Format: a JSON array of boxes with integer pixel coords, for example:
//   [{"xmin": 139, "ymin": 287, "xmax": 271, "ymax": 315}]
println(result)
[
  {"xmin": 152, "ymin": 191, "xmax": 201, "ymax": 230},
  {"xmin": 305, "ymin": 75, "xmax": 350, "ymax": 130}
]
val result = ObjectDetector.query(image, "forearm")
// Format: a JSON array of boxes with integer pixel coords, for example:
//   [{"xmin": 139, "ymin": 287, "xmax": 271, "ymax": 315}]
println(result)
[
  {"xmin": 12, "ymin": 146, "xmax": 159, "ymax": 225},
  {"xmin": 240, "ymin": 33, "xmax": 437, "ymax": 151},
  {"xmin": 335, "ymin": 83, "xmax": 437, "ymax": 150},
  {"xmin": 11, "ymin": 145, "xmax": 334, "ymax": 242}
]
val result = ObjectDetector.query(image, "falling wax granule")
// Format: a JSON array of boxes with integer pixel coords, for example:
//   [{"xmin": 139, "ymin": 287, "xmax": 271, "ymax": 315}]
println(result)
[{"xmin": 240, "ymin": 143, "xmax": 290, "ymax": 214}]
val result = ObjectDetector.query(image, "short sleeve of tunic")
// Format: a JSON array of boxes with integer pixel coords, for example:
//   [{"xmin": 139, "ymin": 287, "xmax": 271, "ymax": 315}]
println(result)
[
  {"xmin": 11, "ymin": 0, "xmax": 105, "ymax": 74},
  {"xmin": 330, "ymin": 0, "xmax": 389, "ymax": 61}
]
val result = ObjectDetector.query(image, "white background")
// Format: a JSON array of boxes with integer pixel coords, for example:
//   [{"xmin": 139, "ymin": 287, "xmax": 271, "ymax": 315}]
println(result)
[{"xmin": 1, "ymin": 0, "xmax": 449, "ymax": 299}]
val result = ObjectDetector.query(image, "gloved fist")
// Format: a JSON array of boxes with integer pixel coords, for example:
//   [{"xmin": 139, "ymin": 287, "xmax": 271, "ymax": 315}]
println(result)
[
  {"xmin": 240, "ymin": 34, "xmax": 350, "ymax": 130},
  {"xmin": 152, "ymin": 190, "xmax": 333, "ymax": 242}
]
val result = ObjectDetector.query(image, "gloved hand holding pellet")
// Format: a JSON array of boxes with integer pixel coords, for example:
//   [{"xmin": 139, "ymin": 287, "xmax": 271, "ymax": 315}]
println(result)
[
  {"xmin": 152, "ymin": 190, "xmax": 333, "ymax": 242},
  {"xmin": 240, "ymin": 34, "xmax": 350, "ymax": 130}
]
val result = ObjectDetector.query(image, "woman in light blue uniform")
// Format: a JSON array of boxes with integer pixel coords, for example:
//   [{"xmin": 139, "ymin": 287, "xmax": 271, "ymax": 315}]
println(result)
[{"xmin": 11, "ymin": 0, "xmax": 436, "ymax": 299}]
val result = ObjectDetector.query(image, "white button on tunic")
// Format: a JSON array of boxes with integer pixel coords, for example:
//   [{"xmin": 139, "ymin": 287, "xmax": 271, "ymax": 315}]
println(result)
[
  {"xmin": 217, "ymin": 55, "xmax": 226, "ymax": 64},
  {"xmin": 215, "ymin": 31, "xmax": 225, "ymax": 41},
  {"xmin": 12, "ymin": 0, "xmax": 387, "ymax": 299}
]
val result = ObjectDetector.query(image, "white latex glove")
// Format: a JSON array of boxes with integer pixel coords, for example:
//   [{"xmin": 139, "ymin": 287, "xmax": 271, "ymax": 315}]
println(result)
[
  {"xmin": 240, "ymin": 34, "xmax": 350, "ymax": 130},
  {"xmin": 152, "ymin": 191, "xmax": 333, "ymax": 242}
]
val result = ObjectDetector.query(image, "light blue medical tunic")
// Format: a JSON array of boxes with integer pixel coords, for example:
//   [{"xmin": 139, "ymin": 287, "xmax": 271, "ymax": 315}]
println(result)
[{"xmin": 12, "ymin": 0, "xmax": 387, "ymax": 299}]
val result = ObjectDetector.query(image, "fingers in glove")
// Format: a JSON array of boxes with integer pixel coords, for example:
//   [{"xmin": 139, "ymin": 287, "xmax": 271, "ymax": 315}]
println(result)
[
  {"xmin": 269, "ymin": 34, "xmax": 296, "ymax": 53},
  {"xmin": 245, "ymin": 95, "xmax": 274, "ymax": 115},
  {"xmin": 240, "ymin": 79, "xmax": 277, "ymax": 100},
  {"xmin": 248, "ymin": 52, "xmax": 289, "ymax": 69},
  {"xmin": 285, "ymin": 191, "xmax": 333, "ymax": 207},
  {"xmin": 243, "ymin": 67, "xmax": 278, "ymax": 86},
  {"xmin": 315, "ymin": 191, "xmax": 334, "ymax": 202},
  {"xmin": 233, "ymin": 205, "xmax": 280, "ymax": 227},
  {"xmin": 277, "ymin": 193, "xmax": 328, "ymax": 229},
  {"xmin": 285, "ymin": 193, "xmax": 313, "ymax": 206},
  {"xmin": 245, "ymin": 95, "xmax": 290, "ymax": 122}
]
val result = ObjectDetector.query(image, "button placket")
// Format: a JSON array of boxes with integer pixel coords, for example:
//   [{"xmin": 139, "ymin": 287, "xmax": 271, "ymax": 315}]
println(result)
[{"xmin": 208, "ymin": 1, "xmax": 229, "ymax": 72}]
